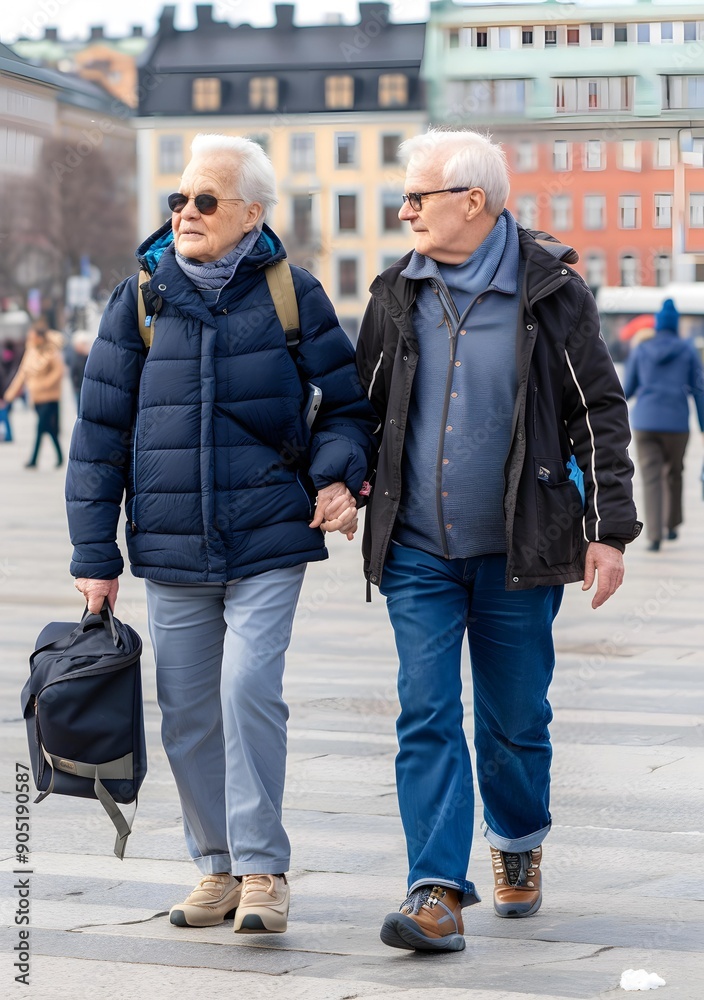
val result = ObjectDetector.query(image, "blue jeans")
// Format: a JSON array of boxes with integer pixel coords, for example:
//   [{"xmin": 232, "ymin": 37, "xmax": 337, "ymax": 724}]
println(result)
[
  {"xmin": 380, "ymin": 543, "xmax": 563, "ymax": 904},
  {"xmin": 145, "ymin": 564, "xmax": 306, "ymax": 876}
]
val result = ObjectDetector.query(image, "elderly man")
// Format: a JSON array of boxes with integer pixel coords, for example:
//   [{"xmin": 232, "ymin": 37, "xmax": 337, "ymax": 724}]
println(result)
[
  {"xmin": 67, "ymin": 134, "xmax": 376, "ymax": 935},
  {"xmin": 356, "ymin": 129, "xmax": 641, "ymax": 952}
]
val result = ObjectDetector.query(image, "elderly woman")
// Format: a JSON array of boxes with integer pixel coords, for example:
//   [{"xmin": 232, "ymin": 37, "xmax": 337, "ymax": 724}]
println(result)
[{"xmin": 66, "ymin": 134, "xmax": 376, "ymax": 934}]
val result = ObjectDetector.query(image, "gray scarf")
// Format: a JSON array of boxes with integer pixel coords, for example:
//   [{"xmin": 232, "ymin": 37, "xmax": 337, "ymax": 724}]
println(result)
[{"xmin": 175, "ymin": 228, "xmax": 260, "ymax": 290}]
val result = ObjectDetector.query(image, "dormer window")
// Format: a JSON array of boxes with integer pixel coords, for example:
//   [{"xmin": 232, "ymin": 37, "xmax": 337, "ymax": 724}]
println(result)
[
  {"xmin": 192, "ymin": 78, "xmax": 221, "ymax": 111},
  {"xmin": 249, "ymin": 77, "xmax": 278, "ymax": 111},
  {"xmin": 379, "ymin": 74, "xmax": 408, "ymax": 107},
  {"xmin": 326, "ymin": 75, "xmax": 354, "ymax": 109}
]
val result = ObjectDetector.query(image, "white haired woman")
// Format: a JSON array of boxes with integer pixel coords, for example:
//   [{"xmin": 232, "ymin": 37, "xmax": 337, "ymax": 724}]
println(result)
[{"xmin": 66, "ymin": 134, "xmax": 377, "ymax": 934}]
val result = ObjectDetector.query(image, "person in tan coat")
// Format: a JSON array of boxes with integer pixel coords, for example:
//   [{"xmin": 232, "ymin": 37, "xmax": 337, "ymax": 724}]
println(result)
[{"xmin": 2, "ymin": 320, "xmax": 65, "ymax": 467}]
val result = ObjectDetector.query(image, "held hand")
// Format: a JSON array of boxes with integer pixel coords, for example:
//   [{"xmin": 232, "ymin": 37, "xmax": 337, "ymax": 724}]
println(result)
[
  {"xmin": 310, "ymin": 482, "xmax": 357, "ymax": 540},
  {"xmin": 582, "ymin": 542, "xmax": 624, "ymax": 610},
  {"xmin": 74, "ymin": 577, "xmax": 119, "ymax": 615}
]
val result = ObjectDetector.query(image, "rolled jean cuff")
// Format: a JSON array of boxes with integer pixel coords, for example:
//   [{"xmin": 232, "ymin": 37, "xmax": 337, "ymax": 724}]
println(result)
[
  {"xmin": 194, "ymin": 853, "xmax": 231, "ymax": 875},
  {"xmin": 482, "ymin": 819, "xmax": 551, "ymax": 853},
  {"xmin": 408, "ymin": 877, "xmax": 481, "ymax": 908},
  {"xmin": 232, "ymin": 858, "xmax": 290, "ymax": 877}
]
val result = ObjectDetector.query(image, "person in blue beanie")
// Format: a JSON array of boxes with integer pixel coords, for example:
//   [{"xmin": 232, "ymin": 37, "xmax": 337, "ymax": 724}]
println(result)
[{"xmin": 624, "ymin": 298, "xmax": 704, "ymax": 551}]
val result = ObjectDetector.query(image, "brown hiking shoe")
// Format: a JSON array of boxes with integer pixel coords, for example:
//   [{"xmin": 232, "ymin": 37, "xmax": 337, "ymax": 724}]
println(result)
[
  {"xmin": 169, "ymin": 873, "xmax": 241, "ymax": 927},
  {"xmin": 491, "ymin": 846, "xmax": 542, "ymax": 918},
  {"xmin": 380, "ymin": 885, "xmax": 465, "ymax": 952}
]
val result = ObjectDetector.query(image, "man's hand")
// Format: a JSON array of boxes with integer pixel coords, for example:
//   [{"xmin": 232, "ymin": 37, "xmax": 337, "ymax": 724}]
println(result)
[
  {"xmin": 74, "ymin": 577, "xmax": 119, "ymax": 615},
  {"xmin": 582, "ymin": 542, "xmax": 624, "ymax": 609},
  {"xmin": 310, "ymin": 482, "xmax": 358, "ymax": 540}
]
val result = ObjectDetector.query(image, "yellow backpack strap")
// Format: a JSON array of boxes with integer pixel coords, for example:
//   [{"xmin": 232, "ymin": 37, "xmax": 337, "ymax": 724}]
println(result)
[
  {"xmin": 265, "ymin": 261, "xmax": 300, "ymax": 350},
  {"xmin": 137, "ymin": 269, "xmax": 157, "ymax": 350}
]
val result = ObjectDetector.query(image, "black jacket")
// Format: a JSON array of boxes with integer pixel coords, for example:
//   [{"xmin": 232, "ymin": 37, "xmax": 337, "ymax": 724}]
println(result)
[{"xmin": 356, "ymin": 226, "xmax": 641, "ymax": 592}]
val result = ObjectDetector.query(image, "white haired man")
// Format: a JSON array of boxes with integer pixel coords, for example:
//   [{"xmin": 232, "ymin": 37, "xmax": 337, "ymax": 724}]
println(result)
[
  {"xmin": 67, "ymin": 134, "xmax": 377, "ymax": 935},
  {"xmin": 356, "ymin": 130, "xmax": 641, "ymax": 952}
]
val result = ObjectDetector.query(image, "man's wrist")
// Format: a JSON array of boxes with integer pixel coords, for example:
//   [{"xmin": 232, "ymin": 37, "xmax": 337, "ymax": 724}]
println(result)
[{"xmin": 593, "ymin": 538, "xmax": 625, "ymax": 554}]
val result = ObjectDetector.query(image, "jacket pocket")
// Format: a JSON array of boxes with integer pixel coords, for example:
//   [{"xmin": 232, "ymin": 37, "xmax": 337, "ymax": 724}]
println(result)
[{"xmin": 536, "ymin": 472, "xmax": 584, "ymax": 567}]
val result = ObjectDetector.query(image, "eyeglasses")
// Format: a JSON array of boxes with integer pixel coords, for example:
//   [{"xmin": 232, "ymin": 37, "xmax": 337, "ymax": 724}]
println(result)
[
  {"xmin": 401, "ymin": 188, "xmax": 471, "ymax": 212},
  {"xmin": 167, "ymin": 192, "xmax": 245, "ymax": 215}
]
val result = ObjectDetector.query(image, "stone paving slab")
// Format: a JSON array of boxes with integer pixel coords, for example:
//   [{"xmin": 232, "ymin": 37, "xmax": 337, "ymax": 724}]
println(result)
[{"xmin": 2, "ymin": 394, "xmax": 704, "ymax": 999}]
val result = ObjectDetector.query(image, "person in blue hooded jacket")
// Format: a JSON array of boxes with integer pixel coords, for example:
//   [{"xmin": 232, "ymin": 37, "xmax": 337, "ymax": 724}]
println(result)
[
  {"xmin": 624, "ymin": 298, "xmax": 704, "ymax": 551},
  {"xmin": 66, "ymin": 134, "xmax": 377, "ymax": 935}
]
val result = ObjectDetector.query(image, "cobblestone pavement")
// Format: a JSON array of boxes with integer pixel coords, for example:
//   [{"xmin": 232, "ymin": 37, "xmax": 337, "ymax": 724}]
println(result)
[{"xmin": 1, "ymin": 391, "xmax": 703, "ymax": 999}]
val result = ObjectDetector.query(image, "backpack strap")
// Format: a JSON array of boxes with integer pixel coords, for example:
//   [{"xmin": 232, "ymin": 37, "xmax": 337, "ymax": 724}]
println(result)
[
  {"xmin": 265, "ymin": 261, "xmax": 300, "ymax": 351},
  {"xmin": 137, "ymin": 269, "xmax": 162, "ymax": 351}
]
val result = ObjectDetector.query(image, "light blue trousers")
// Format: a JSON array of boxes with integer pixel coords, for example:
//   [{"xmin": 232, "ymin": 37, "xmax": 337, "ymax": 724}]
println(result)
[{"xmin": 145, "ymin": 564, "xmax": 306, "ymax": 876}]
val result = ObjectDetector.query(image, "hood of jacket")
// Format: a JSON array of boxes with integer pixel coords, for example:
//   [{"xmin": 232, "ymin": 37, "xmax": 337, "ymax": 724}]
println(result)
[{"xmin": 639, "ymin": 330, "xmax": 688, "ymax": 366}]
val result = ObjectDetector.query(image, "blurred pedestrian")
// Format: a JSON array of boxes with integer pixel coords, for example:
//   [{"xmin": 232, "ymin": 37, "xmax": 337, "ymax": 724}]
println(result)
[
  {"xmin": 2, "ymin": 320, "xmax": 65, "ymax": 468},
  {"xmin": 624, "ymin": 298, "xmax": 704, "ymax": 551},
  {"xmin": 0, "ymin": 338, "xmax": 19, "ymax": 442}
]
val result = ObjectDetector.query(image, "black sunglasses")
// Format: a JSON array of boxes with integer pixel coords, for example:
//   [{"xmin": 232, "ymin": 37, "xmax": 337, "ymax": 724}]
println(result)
[
  {"xmin": 402, "ymin": 188, "xmax": 471, "ymax": 212},
  {"xmin": 167, "ymin": 192, "xmax": 244, "ymax": 215}
]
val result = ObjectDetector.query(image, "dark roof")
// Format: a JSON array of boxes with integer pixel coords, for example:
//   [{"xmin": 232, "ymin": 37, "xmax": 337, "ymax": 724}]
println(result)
[
  {"xmin": 141, "ymin": 4, "xmax": 426, "ymax": 73},
  {"xmin": 0, "ymin": 41, "xmax": 129, "ymax": 115}
]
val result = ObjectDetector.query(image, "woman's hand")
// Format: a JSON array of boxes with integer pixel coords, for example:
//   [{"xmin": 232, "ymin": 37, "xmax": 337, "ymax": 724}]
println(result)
[
  {"xmin": 74, "ymin": 577, "xmax": 119, "ymax": 615},
  {"xmin": 310, "ymin": 482, "xmax": 358, "ymax": 540}
]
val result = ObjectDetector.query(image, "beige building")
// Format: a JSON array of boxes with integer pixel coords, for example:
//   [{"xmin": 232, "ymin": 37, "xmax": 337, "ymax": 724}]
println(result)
[{"xmin": 135, "ymin": 3, "xmax": 427, "ymax": 340}]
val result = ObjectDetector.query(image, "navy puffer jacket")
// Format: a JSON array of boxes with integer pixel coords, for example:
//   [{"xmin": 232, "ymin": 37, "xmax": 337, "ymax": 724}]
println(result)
[{"xmin": 66, "ymin": 223, "xmax": 377, "ymax": 584}]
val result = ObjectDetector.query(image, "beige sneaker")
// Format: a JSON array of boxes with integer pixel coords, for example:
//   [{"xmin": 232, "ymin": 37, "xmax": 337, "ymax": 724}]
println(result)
[
  {"xmin": 169, "ymin": 873, "xmax": 242, "ymax": 927},
  {"xmin": 233, "ymin": 874, "xmax": 289, "ymax": 934}
]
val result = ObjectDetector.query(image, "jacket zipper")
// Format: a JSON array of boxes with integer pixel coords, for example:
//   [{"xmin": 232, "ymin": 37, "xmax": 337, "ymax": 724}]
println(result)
[
  {"xmin": 532, "ymin": 381, "xmax": 538, "ymax": 439},
  {"xmin": 295, "ymin": 472, "xmax": 313, "ymax": 520},
  {"xmin": 131, "ymin": 414, "xmax": 139, "ymax": 530}
]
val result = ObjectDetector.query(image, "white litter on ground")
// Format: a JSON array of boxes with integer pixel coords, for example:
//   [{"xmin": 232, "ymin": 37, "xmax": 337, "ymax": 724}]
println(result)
[{"xmin": 620, "ymin": 969, "xmax": 667, "ymax": 991}]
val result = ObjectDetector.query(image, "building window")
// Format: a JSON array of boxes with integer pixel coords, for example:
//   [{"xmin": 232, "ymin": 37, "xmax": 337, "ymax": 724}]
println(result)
[
  {"xmin": 545, "ymin": 29, "xmax": 557, "ymax": 46},
  {"xmin": 567, "ymin": 28, "xmax": 580, "ymax": 45},
  {"xmin": 694, "ymin": 138, "xmax": 704, "ymax": 164},
  {"xmin": 382, "ymin": 191, "xmax": 403, "ymax": 232},
  {"xmin": 551, "ymin": 195, "xmax": 572, "ymax": 231},
  {"xmin": 584, "ymin": 139, "xmax": 604, "ymax": 170},
  {"xmin": 620, "ymin": 140, "xmax": 641, "ymax": 170},
  {"xmin": 662, "ymin": 76, "xmax": 704, "ymax": 109},
  {"xmin": 335, "ymin": 133, "xmax": 358, "ymax": 167},
  {"xmin": 690, "ymin": 193, "xmax": 704, "ymax": 228},
  {"xmin": 382, "ymin": 133, "xmax": 402, "ymax": 165},
  {"xmin": 338, "ymin": 258, "xmax": 358, "ymax": 297},
  {"xmin": 292, "ymin": 195, "xmax": 313, "ymax": 244},
  {"xmin": 555, "ymin": 77, "xmax": 632, "ymax": 113},
  {"xmin": 522, "ymin": 27, "xmax": 533, "ymax": 45},
  {"xmin": 379, "ymin": 74, "xmax": 408, "ymax": 107},
  {"xmin": 246, "ymin": 133, "xmax": 269, "ymax": 156},
  {"xmin": 654, "ymin": 194, "xmax": 672, "ymax": 228},
  {"xmin": 339, "ymin": 317, "xmax": 359, "ymax": 344},
  {"xmin": 654, "ymin": 253, "xmax": 671, "ymax": 287},
  {"xmin": 683, "ymin": 22, "xmax": 698, "ymax": 42},
  {"xmin": 516, "ymin": 195, "xmax": 537, "ymax": 228},
  {"xmin": 290, "ymin": 133, "xmax": 315, "ymax": 172},
  {"xmin": 590, "ymin": 23, "xmax": 603, "ymax": 42},
  {"xmin": 637, "ymin": 23, "xmax": 650, "ymax": 44},
  {"xmin": 192, "ymin": 78, "xmax": 221, "ymax": 111},
  {"xmin": 583, "ymin": 195, "xmax": 605, "ymax": 230},
  {"xmin": 516, "ymin": 140, "xmax": 537, "ymax": 171},
  {"xmin": 326, "ymin": 75, "xmax": 354, "ymax": 109},
  {"xmin": 448, "ymin": 29, "xmax": 460, "ymax": 49},
  {"xmin": 499, "ymin": 27, "xmax": 511, "ymax": 48},
  {"xmin": 158, "ymin": 191, "xmax": 172, "ymax": 218},
  {"xmin": 614, "ymin": 25, "xmax": 628, "ymax": 43},
  {"xmin": 337, "ymin": 194, "xmax": 357, "ymax": 231},
  {"xmin": 553, "ymin": 139, "xmax": 571, "ymax": 171},
  {"xmin": 619, "ymin": 195, "xmax": 640, "ymax": 229},
  {"xmin": 158, "ymin": 134, "xmax": 183, "ymax": 174},
  {"xmin": 620, "ymin": 253, "xmax": 639, "ymax": 286},
  {"xmin": 585, "ymin": 252, "xmax": 606, "ymax": 289},
  {"xmin": 656, "ymin": 138, "xmax": 671, "ymax": 168},
  {"xmin": 661, "ymin": 22, "xmax": 673, "ymax": 42},
  {"xmin": 476, "ymin": 29, "xmax": 488, "ymax": 47},
  {"xmin": 249, "ymin": 76, "xmax": 278, "ymax": 111},
  {"xmin": 446, "ymin": 79, "xmax": 526, "ymax": 115}
]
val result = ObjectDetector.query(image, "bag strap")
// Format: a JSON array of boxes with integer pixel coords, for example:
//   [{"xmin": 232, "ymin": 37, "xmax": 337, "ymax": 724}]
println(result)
[
  {"xmin": 137, "ymin": 269, "xmax": 161, "ymax": 351},
  {"xmin": 265, "ymin": 261, "xmax": 300, "ymax": 351},
  {"xmin": 36, "ymin": 745, "xmax": 136, "ymax": 860}
]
